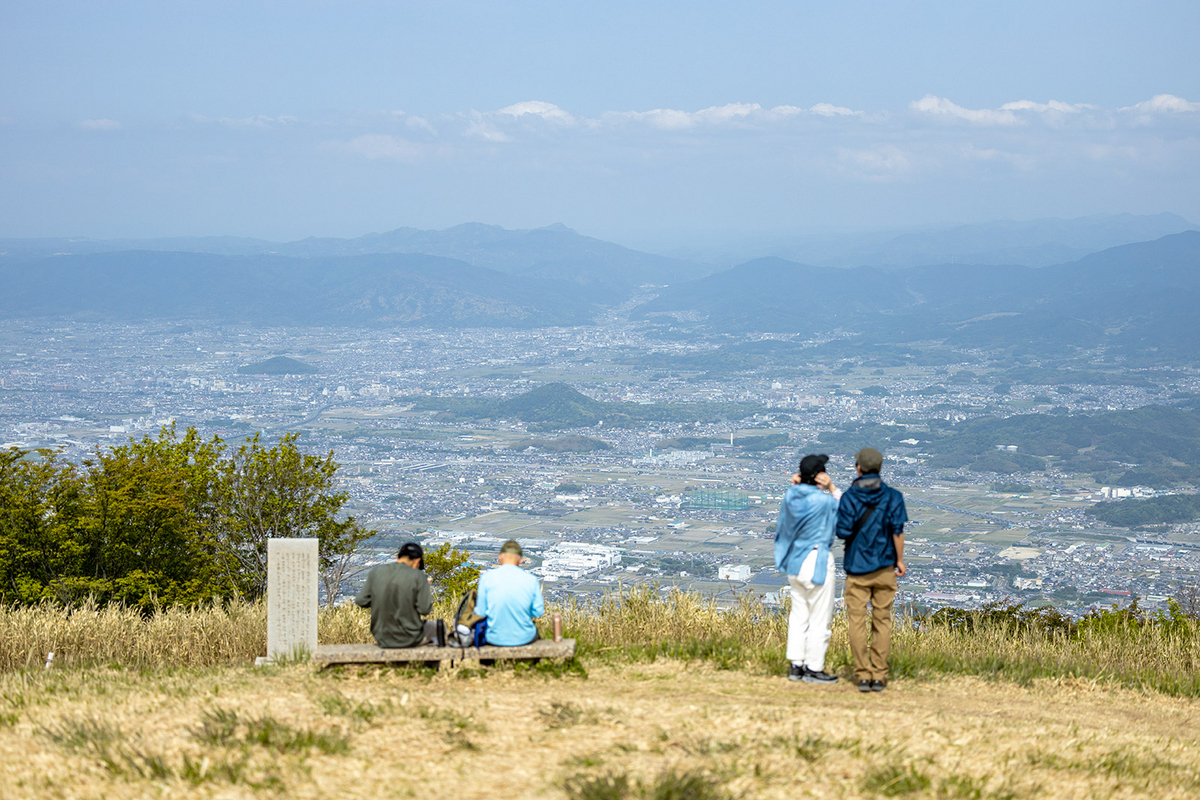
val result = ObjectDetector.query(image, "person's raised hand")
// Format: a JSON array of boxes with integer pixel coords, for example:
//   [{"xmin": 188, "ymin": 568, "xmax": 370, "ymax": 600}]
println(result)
[
  {"xmin": 790, "ymin": 473, "xmax": 803, "ymax": 485},
  {"xmin": 814, "ymin": 472, "xmax": 834, "ymax": 492}
]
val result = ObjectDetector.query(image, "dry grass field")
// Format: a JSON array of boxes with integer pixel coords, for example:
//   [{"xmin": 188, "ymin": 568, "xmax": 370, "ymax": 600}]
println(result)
[
  {"xmin": 2, "ymin": 590, "xmax": 1200, "ymax": 797},
  {"xmin": 1, "ymin": 659, "xmax": 1199, "ymax": 799}
]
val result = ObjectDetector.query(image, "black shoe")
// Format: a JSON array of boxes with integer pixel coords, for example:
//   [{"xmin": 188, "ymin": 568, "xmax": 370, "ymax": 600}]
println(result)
[
  {"xmin": 858, "ymin": 680, "xmax": 871, "ymax": 693},
  {"xmin": 801, "ymin": 667, "xmax": 838, "ymax": 684},
  {"xmin": 788, "ymin": 663, "xmax": 805, "ymax": 682},
  {"xmin": 870, "ymin": 679, "xmax": 886, "ymax": 692}
]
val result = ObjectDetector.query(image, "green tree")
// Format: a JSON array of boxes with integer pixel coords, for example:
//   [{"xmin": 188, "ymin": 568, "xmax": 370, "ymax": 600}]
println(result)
[
  {"xmin": 0, "ymin": 427, "xmax": 373, "ymax": 608},
  {"xmin": 76, "ymin": 426, "xmax": 228, "ymax": 608},
  {"xmin": 423, "ymin": 542, "xmax": 480, "ymax": 601},
  {"xmin": 0, "ymin": 448, "xmax": 87, "ymax": 603},
  {"xmin": 214, "ymin": 432, "xmax": 373, "ymax": 600}
]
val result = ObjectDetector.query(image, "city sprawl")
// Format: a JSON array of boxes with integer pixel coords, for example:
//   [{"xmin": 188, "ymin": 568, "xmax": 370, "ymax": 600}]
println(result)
[{"xmin": 4, "ymin": 316, "xmax": 1197, "ymax": 615}]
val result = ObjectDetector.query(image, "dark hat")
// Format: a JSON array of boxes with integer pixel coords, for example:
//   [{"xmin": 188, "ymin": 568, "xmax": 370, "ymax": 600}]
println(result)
[
  {"xmin": 855, "ymin": 447, "xmax": 884, "ymax": 473},
  {"xmin": 799, "ymin": 454, "xmax": 830, "ymax": 480},
  {"xmin": 398, "ymin": 542, "xmax": 424, "ymax": 565},
  {"xmin": 500, "ymin": 539, "xmax": 523, "ymax": 557}
]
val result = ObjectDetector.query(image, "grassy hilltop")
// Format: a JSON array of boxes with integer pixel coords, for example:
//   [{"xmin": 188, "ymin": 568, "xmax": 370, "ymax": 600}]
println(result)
[{"xmin": 1, "ymin": 590, "xmax": 1200, "ymax": 798}]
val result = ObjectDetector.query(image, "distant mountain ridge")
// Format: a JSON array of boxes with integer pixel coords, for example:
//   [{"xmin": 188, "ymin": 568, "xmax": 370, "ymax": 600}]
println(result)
[
  {"xmin": 2, "ymin": 228, "xmax": 1197, "ymax": 356},
  {"xmin": 663, "ymin": 213, "xmax": 1198, "ymax": 269},
  {"xmin": 0, "ymin": 222, "xmax": 703, "ymax": 290},
  {"xmin": 0, "ymin": 251, "xmax": 598, "ymax": 327},
  {"xmin": 634, "ymin": 231, "xmax": 1200, "ymax": 359}
]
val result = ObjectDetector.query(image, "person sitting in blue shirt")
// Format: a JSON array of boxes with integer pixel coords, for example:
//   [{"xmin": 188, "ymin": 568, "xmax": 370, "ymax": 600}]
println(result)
[{"xmin": 474, "ymin": 539, "xmax": 545, "ymax": 646}]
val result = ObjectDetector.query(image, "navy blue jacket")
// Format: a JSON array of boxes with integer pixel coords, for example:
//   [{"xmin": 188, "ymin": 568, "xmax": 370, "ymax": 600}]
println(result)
[{"xmin": 835, "ymin": 473, "xmax": 908, "ymax": 575}]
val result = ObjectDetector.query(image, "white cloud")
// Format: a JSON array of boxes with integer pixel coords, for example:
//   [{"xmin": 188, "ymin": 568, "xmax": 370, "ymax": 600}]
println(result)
[
  {"xmin": 340, "ymin": 134, "xmax": 424, "ymax": 161},
  {"xmin": 497, "ymin": 101, "xmax": 576, "ymax": 124},
  {"xmin": 189, "ymin": 114, "xmax": 297, "ymax": 127},
  {"xmin": 77, "ymin": 118, "xmax": 122, "ymax": 130},
  {"xmin": 999, "ymin": 99, "xmax": 1090, "ymax": 113},
  {"xmin": 1120, "ymin": 94, "xmax": 1200, "ymax": 113},
  {"xmin": 607, "ymin": 103, "xmax": 761, "ymax": 129},
  {"xmin": 608, "ymin": 107, "xmax": 705, "ymax": 129},
  {"xmin": 693, "ymin": 103, "xmax": 761, "ymax": 124},
  {"xmin": 910, "ymin": 95, "xmax": 1019, "ymax": 126},
  {"xmin": 836, "ymin": 145, "xmax": 913, "ymax": 179},
  {"xmin": 958, "ymin": 145, "xmax": 1035, "ymax": 170},
  {"xmin": 1083, "ymin": 143, "xmax": 1142, "ymax": 162},
  {"xmin": 809, "ymin": 103, "xmax": 862, "ymax": 117},
  {"xmin": 464, "ymin": 112, "xmax": 510, "ymax": 142},
  {"xmin": 405, "ymin": 115, "xmax": 437, "ymax": 135}
]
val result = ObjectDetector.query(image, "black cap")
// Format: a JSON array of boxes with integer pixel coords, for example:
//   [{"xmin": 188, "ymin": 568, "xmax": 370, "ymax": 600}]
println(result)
[
  {"xmin": 799, "ymin": 454, "xmax": 830, "ymax": 480},
  {"xmin": 398, "ymin": 542, "xmax": 424, "ymax": 567}
]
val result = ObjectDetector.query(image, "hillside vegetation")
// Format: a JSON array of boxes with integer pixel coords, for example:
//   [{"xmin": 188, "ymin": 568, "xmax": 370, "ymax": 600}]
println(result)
[
  {"xmin": 819, "ymin": 404, "xmax": 1200, "ymax": 487},
  {"xmin": 1088, "ymin": 494, "xmax": 1200, "ymax": 527},
  {"xmin": 0, "ymin": 427, "xmax": 369, "ymax": 608},
  {"xmin": 508, "ymin": 436, "xmax": 613, "ymax": 453},
  {"xmin": 236, "ymin": 356, "xmax": 319, "ymax": 375},
  {"xmin": 411, "ymin": 383, "xmax": 761, "ymax": 430}
]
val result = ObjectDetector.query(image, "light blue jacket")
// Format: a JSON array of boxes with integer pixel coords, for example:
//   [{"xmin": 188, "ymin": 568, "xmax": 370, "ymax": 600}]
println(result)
[
  {"xmin": 474, "ymin": 564, "xmax": 545, "ymax": 646},
  {"xmin": 774, "ymin": 484, "xmax": 839, "ymax": 585}
]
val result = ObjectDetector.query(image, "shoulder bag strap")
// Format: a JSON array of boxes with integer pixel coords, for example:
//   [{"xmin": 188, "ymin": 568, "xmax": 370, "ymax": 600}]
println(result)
[{"xmin": 843, "ymin": 502, "xmax": 879, "ymax": 552}]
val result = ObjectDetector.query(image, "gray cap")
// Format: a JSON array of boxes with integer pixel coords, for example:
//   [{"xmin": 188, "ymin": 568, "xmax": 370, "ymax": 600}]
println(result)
[{"xmin": 855, "ymin": 447, "xmax": 883, "ymax": 473}]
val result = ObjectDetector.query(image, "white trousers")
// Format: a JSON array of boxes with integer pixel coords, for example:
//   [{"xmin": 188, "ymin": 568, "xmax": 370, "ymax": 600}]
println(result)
[{"xmin": 786, "ymin": 549, "xmax": 836, "ymax": 671}]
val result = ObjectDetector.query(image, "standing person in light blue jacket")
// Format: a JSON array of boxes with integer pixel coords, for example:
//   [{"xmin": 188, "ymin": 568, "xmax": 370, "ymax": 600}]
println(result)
[{"xmin": 775, "ymin": 454, "xmax": 842, "ymax": 684}]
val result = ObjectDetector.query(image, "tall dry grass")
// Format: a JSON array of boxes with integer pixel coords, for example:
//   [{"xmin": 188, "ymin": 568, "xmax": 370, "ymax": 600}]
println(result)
[
  {"xmin": 555, "ymin": 585, "xmax": 1200, "ymax": 696},
  {"xmin": 3, "ymin": 587, "xmax": 1200, "ymax": 697},
  {"xmin": 890, "ymin": 613, "xmax": 1200, "ymax": 695},
  {"xmin": 0, "ymin": 599, "xmax": 370, "ymax": 671},
  {"xmin": 552, "ymin": 585, "xmax": 790, "ymax": 670}
]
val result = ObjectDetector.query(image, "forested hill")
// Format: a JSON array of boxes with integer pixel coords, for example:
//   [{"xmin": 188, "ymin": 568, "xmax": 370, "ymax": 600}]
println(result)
[{"xmin": 408, "ymin": 382, "xmax": 761, "ymax": 431}]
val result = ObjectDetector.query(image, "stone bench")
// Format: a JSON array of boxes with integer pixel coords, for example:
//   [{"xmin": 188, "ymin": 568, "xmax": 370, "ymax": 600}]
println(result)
[{"xmin": 313, "ymin": 639, "xmax": 577, "ymax": 668}]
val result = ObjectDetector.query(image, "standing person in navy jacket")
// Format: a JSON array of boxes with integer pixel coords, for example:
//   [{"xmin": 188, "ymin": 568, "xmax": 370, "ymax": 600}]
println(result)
[
  {"xmin": 775, "ymin": 454, "xmax": 842, "ymax": 684},
  {"xmin": 836, "ymin": 447, "xmax": 908, "ymax": 693}
]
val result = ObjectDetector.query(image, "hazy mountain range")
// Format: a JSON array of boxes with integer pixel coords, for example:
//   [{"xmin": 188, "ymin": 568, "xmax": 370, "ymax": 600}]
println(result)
[
  {"xmin": 0, "ymin": 222, "xmax": 698, "ymax": 290},
  {"xmin": 3, "ymin": 213, "xmax": 1194, "ymax": 275},
  {"xmin": 1, "ymin": 217, "xmax": 1197, "ymax": 360},
  {"xmin": 0, "ymin": 251, "xmax": 597, "ymax": 327},
  {"xmin": 659, "ymin": 213, "xmax": 1198, "ymax": 269},
  {"xmin": 636, "ymin": 231, "xmax": 1200, "ymax": 358}
]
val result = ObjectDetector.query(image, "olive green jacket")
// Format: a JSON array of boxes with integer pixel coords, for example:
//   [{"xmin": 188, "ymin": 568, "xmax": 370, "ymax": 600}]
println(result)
[{"xmin": 354, "ymin": 562, "xmax": 433, "ymax": 648}]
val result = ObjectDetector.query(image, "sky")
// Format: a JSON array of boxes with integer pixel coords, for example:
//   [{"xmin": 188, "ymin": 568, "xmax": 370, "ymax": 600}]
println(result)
[{"xmin": 2, "ymin": 0, "xmax": 1199, "ymax": 245}]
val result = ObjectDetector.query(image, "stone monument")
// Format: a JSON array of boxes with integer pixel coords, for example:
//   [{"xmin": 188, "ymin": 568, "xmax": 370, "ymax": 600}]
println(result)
[{"xmin": 259, "ymin": 538, "xmax": 319, "ymax": 664}]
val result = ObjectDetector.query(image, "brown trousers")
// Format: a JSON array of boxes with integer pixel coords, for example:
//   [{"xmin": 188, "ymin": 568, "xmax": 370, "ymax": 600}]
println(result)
[{"xmin": 844, "ymin": 566, "xmax": 897, "ymax": 682}]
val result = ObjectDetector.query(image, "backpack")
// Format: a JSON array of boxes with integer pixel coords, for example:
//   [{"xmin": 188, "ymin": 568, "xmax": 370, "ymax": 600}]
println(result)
[{"xmin": 448, "ymin": 588, "xmax": 487, "ymax": 648}]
